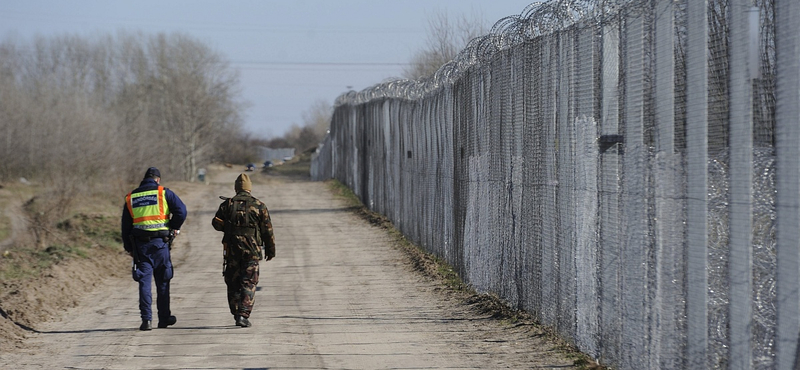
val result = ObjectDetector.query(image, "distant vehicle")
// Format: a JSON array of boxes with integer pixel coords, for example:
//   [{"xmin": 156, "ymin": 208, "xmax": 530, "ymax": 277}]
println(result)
[
  {"xmin": 283, "ymin": 156, "xmax": 293, "ymax": 162},
  {"xmin": 246, "ymin": 163, "xmax": 256, "ymax": 171},
  {"xmin": 263, "ymin": 160, "xmax": 273, "ymax": 168}
]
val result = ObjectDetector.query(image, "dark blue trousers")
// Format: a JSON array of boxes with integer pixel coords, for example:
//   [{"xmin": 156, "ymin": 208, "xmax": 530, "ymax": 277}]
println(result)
[{"xmin": 133, "ymin": 239, "xmax": 174, "ymax": 322}]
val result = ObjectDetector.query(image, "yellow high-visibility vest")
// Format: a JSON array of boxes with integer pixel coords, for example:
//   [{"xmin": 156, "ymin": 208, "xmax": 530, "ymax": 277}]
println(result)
[{"xmin": 126, "ymin": 186, "xmax": 170, "ymax": 231}]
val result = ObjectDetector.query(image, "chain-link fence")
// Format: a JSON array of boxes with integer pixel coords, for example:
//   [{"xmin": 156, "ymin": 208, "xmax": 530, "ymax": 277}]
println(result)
[{"xmin": 311, "ymin": 1, "xmax": 798, "ymax": 369}]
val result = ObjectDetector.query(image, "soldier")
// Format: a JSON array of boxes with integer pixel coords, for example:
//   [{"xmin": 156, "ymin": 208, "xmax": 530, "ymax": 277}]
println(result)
[
  {"xmin": 121, "ymin": 167, "xmax": 187, "ymax": 331},
  {"xmin": 212, "ymin": 173, "xmax": 276, "ymax": 328}
]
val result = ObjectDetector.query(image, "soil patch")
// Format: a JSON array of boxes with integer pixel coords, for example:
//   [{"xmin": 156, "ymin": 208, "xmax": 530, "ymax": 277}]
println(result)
[{"xmin": 0, "ymin": 244, "xmax": 126, "ymax": 350}]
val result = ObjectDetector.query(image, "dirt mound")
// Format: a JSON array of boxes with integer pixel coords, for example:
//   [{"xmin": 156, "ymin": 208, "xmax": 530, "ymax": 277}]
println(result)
[
  {"xmin": 0, "ymin": 203, "xmax": 127, "ymax": 352},
  {"xmin": 0, "ymin": 246, "xmax": 126, "ymax": 350}
]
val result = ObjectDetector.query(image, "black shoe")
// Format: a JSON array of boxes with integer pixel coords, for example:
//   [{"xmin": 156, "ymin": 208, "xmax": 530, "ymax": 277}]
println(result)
[
  {"xmin": 139, "ymin": 320, "xmax": 152, "ymax": 331},
  {"xmin": 157, "ymin": 315, "xmax": 177, "ymax": 328},
  {"xmin": 235, "ymin": 316, "xmax": 251, "ymax": 328}
]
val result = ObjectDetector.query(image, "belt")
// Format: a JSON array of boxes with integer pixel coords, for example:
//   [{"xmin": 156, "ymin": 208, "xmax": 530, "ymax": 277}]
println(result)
[
  {"xmin": 131, "ymin": 228, "xmax": 170, "ymax": 241},
  {"xmin": 133, "ymin": 223, "xmax": 168, "ymax": 230}
]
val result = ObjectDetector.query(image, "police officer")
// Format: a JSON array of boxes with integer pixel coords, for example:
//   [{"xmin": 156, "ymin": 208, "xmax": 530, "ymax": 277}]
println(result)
[
  {"xmin": 212, "ymin": 173, "xmax": 275, "ymax": 328},
  {"xmin": 122, "ymin": 167, "xmax": 187, "ymax": 331}
]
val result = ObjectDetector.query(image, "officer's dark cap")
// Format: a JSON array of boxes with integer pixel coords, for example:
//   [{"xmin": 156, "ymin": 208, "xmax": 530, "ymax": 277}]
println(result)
[{"xmin": 144, "ymin": 167, "xmax": 161, "ymax": 179}]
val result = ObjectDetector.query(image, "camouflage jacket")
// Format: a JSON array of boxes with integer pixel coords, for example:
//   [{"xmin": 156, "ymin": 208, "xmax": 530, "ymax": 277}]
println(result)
[{"xmin": 212, "ymin": 191, "xmax": 275, "ymax": 260}]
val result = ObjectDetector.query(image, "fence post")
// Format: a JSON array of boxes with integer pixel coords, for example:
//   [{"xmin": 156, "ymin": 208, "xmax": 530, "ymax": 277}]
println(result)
[
  {"xmin": 686, "ymin": 0, "xmax": 710, "ymax": 369},
  {"xmin": 653, "ymin": 1, "xmax": 684, "ymax": 368},
  {"xmin": 775, "ymin": 1, "xmax": 800, "ymax": 369},
  {"xmin": 622, "ymin": 10, "xmax": 649, "ymax": 370},
  {"xmin": 574, "ymin": 22, "xmax": 600, "ymax": 359},
  {"xmin": 599, "ymin": 16, "xmax": 622, "ymax": 365},
  {"xmin": 728, "ymin": 0, "xmax": 756, "ymax": 369},
  {"xmin": 558, "ymin": 27, "xmax": 577, "ymax": 340}
]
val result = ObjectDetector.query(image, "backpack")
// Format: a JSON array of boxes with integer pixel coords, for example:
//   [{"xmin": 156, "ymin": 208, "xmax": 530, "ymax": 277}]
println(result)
[{"xmin": 223, "ymin": 194, "xmax": 263, "ymax": 255}]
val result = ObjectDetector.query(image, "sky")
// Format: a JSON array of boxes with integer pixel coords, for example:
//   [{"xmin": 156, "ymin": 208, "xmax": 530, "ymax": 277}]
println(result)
[{"xmin": 0, "ymin": 0, "xmax": 534, "ymax": 138}]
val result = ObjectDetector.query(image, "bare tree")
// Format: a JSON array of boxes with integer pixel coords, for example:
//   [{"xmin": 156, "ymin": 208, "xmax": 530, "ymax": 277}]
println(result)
[
  {"xmin": 214, "ymin": 132, "xmax": 263, "ymax": 165},
  {"xmin": 0, "ymin": 32, "xmax": 245, "ymax": 185},
  {"xmin": 271, "ymin": 99, "xmax": 332, "ymax": 152},
  {"xmin": 301, "ymin": 99, "xmax": 332, "ymax": 140},
  {"xmin": 144, "ymin": 33, "xmax": 243, "ymax": 181},
  {"xmin": 403, "ymin": 10, "xmax": 488, "ymax": 80},
  {"xmin": 0, "ymin": 37, "xmax": 24, "ymax": 180}
]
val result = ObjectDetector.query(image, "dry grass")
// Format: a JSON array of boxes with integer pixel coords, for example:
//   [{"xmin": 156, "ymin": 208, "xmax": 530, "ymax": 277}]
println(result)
[{"xmin": 0, "ymin": 184, "xmax": 126, "ymax": 350}]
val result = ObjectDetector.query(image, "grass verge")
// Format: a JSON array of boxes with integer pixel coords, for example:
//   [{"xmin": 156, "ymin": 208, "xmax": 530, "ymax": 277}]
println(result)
[
  {"xmin": 0, "ymin": 185, "xmax": 128, "ymax": 349},
  {"xmin": 261, "ymin": 148, "xmax": 313, "ymax": 178},
  {"xmin": 0, "ymin": 214, "xmax": 8, "ymax": 241},
  {"xmin": 0, "ymin": 185, "xmax": 123, "ymax": 290},
  {"xmin": 0, "ymin": 213, "xmax": 122, "ymax": 286}
]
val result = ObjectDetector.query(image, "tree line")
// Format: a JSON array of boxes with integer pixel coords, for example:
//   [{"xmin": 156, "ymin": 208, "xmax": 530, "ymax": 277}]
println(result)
[
  {"xmin": 0, "ymin": 32, "xmax": 247, "ymax": 188},
  {"xmin": 0, "ymin": 10, "xmax": 489, "ymax": 190}
]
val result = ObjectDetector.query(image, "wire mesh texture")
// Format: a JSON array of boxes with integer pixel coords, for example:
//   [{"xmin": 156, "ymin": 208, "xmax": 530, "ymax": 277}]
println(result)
[{"xmin": 311, "ymin": 0, "xmax": 797, "ymax": 369}]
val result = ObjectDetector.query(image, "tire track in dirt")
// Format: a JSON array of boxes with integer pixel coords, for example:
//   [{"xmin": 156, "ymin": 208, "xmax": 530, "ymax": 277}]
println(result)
[{"xmin": 0, "ymin": 197, "xmax": 28, "ymax": 253}]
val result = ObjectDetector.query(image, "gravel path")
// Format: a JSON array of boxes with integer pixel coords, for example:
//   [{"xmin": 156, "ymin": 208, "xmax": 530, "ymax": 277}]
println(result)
[{"xmin": 0, "ymin": 168, "xmax": 578, "ymax": 369}]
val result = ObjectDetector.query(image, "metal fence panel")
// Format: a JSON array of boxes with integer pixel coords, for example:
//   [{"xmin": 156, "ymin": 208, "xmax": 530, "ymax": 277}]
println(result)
[{"xmin": 311, "ymin": 1, "xmax": 792, "ymax": 369}]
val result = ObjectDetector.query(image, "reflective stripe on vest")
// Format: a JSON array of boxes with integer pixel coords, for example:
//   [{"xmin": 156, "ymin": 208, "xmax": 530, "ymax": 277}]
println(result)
[{"xmin": 126, "ymin": 186, "xmax": 170, "ymax": 231}]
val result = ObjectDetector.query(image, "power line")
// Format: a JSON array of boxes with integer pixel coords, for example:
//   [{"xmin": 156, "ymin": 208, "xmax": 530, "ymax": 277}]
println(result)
[
  {"xmin": 4, "ymin": 47, "xmax": 410, "ymax": 69},
  {"xmin": 231, "ymin": 61, "xmax": 411, "ymax": 66},
  {"xmin": 0, "ymin": 11, "xmax": 423, "ymax": 36}
]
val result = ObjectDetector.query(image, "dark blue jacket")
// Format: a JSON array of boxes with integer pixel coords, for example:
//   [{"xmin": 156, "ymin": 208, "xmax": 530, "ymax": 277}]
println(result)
[{"xmin": 121, "ymin": 178, "xmax": 187, "ymax": 252}]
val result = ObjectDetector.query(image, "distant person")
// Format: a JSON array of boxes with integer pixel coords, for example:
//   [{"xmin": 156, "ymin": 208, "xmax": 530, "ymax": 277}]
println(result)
[
  {"xmin": 121, "ymin": 167, "xmax": 187, "ymax": 331},
  {"xmin": 212, "ymin": 173, "xmax": 276, "ymax": 328}
]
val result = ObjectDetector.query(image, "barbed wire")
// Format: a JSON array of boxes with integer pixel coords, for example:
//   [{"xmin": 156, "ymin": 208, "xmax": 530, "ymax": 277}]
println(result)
[{"xmin": 334, "ymin": 0, "xmax": 642, "ymax": 107}]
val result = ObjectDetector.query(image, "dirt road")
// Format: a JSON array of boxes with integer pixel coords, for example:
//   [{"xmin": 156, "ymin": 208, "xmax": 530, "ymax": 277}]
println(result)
[{"xmin": 0, "ymin": 168, "xmax": 578, "ymax": 369}]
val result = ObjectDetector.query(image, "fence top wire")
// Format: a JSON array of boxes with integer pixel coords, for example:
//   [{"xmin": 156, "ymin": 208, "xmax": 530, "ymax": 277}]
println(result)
[{"xmin": 334, "ymin": 0, "xmax": 638, "ymax": 107}]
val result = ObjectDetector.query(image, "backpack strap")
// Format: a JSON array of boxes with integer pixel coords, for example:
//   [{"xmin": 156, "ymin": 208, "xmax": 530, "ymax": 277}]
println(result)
[{"xmin": 225, "ymin": 194, "xmax": 257, "ymax": 237}]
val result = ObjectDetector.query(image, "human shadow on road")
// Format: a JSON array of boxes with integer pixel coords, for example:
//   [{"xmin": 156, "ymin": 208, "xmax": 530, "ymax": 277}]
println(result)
[
  {"xmin": 0, "ymin": 306, "xmax": 39, "ymax": 333},
  {"xmin": 191, "ymin": 206, "xmax": 357, "ymax": 217},
  {"xmin": 272, "ymin": 314, "xmax": 476, "ymax": 322},
  {"xmin": 39, "ymin": 325, "xmax": 247, "ymax": 334},
  {"xmin": 39, "ymin": 328, "xmax": 136, "ymax": 334},
  {"xmin": 269, "ymin": 206, "xmax": 360, "ymax": 215}
]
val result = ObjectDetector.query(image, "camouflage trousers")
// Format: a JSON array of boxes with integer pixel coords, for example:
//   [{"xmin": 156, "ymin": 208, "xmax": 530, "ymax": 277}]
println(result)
[{"xmin": 223, "ymin": 256, "xmax": 260, "ymax": 318}]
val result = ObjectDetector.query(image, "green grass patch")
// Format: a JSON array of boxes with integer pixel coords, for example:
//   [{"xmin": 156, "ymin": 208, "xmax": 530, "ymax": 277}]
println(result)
[
  {"xmin": 325, "ymin": 179, "xmax": 364, "ymax": 208},
  {"xmin": 1, "ymin": 244, "xmax": 80, "ymax": 281},
  {"xmin": 265, "ymin": 162, "xmax": 310, "ymax": 177},
  {"xmin": 262, "ymin": 149, "xmax": 314, "ymax": 178},
  {"xmin": 41, "ymin": 244, "xmax": 88, "ymax": 260},
  {"xmin": 0, "ymin": 210, "xmax": 122, "ymax": 286},
  {"xmin": 0, "ymin": 213, "xmax": 9, "ymax": 241},
  {"xmin": 57, "ymin": 213, "xmax": 122, "ymax": 246}
]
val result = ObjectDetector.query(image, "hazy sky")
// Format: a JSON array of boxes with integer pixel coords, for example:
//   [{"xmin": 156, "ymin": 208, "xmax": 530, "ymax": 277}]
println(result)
[{"xmin": 1, "ymin": 0, "xmax": 534, "ymax": 138}]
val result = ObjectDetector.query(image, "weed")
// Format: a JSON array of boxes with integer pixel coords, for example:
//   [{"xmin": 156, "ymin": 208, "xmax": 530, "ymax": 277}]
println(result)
[
  {"xmin": 325, "ymin": 179, "xmax": 364, "ymax": 208},
  {"xmin": 0, "ymin": 201, "xmax": 121, "ymax": 288}
]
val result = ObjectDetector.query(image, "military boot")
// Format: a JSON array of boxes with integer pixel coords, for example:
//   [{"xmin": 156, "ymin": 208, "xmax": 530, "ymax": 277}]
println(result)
[
  {"xmin": 157, "ymin": 315, "xmax": 177, "ymax": 328},
  {"xmin": 139, "ymin": 320, "xmax": 152, "ymax": 331},
  {"xmin": 235, "ymin": 315, "xmax": 251, "ymax": 328}
]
